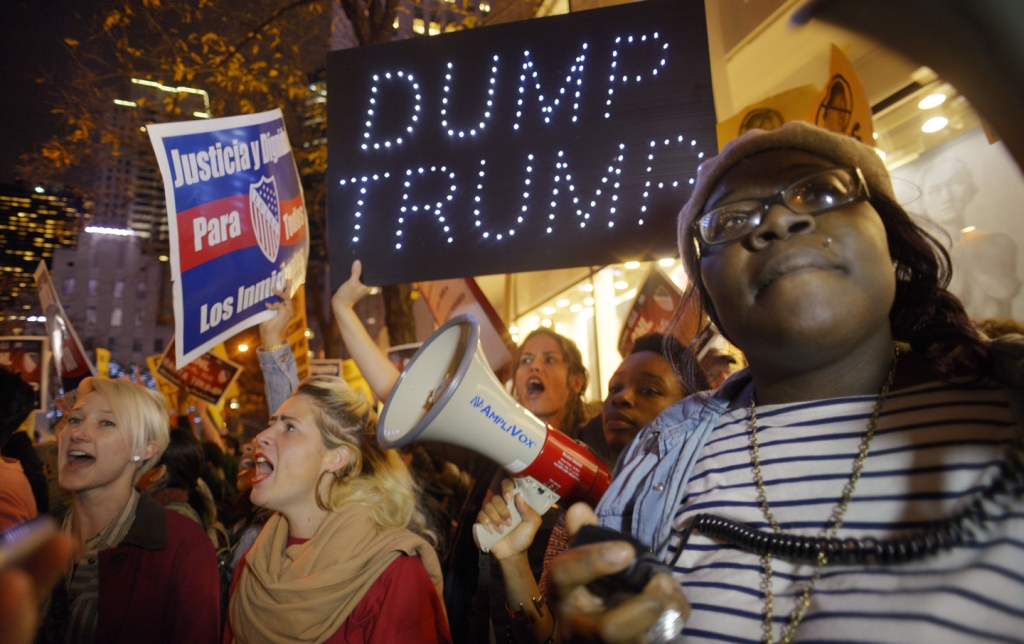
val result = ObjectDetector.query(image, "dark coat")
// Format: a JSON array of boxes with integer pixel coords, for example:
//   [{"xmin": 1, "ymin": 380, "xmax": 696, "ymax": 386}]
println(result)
[{"xmin": 42, "ymin": 490, "xmax": 220, "ymax": 644}]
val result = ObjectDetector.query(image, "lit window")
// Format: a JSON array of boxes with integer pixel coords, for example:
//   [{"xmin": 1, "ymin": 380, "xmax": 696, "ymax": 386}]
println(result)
[{"xmin": 412, "ymin": 17, "xmax": 425, "ymax": 33}]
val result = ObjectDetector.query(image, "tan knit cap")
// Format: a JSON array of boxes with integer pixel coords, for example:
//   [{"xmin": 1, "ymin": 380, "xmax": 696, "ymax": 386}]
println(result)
[{"xmin": 678, "ymin": 121, "xmax": 893, "ymax": 269}]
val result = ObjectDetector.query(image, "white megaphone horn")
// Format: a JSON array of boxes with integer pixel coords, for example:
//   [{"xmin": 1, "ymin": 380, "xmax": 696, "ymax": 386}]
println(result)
[{"xmin": 378, "ymin": 314, "xmax": 610, "ymax": 553}]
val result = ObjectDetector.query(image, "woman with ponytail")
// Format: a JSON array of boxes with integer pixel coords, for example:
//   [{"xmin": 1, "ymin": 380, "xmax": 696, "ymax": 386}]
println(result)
[{"xmin": 224, "ymin": 292, "xmax": 449, "ymax": 644}]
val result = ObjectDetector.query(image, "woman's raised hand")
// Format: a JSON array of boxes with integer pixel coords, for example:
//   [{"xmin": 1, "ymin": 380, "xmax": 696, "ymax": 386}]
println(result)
[
  {"xmin": 259, "ymin": 280, "xmax": 294, "ymax": 349},
  {"xmin": 476, "ymin": 478, "xmax": 543, "ymax": 561},
  {"xmin": 550, "ymin": 503, "xmax": 690, "ymax": 643},
  {"xmin": 331, "ymin": 260, "xmax": 372, "ymax": 314}
]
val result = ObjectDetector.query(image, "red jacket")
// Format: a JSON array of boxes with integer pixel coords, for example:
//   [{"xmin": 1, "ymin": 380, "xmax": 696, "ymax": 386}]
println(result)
[
  {"xmin": 40, "ymin": 491, "xmax": 221, "ymax": 643},
  {"xmin": 225, "ymin": 544, "xmax": 451, "ymax": 643}
]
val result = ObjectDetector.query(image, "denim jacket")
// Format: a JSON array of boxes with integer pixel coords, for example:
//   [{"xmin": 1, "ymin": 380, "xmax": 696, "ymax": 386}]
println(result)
[
  {"xmin": 258, "ymin": 344, "xmax": 299, "ymax": 415},
  {"xmin": 595, "ymin": 370, "xmax": 752, "ymax": 561},
  {"xmin": 595, "ymin": 334, "xmax": 1024, "ymax": 562}
]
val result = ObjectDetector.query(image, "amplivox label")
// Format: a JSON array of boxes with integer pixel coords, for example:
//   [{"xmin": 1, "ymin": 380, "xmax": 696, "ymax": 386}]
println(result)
[{"xmin": 470, "ymin": 395, "xmax": 537, "ymax": 449}]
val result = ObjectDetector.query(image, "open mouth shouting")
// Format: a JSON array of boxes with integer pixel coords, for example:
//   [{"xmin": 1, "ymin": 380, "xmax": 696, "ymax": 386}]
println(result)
[
  {"xmin": 525, "ymin": 377, "xmax": 545, "ymax": 397},
  {"xmin": 65, "ymin": 449, "xmax": 96, "ymax": 470},
  {"xmin": 252, "ymin": 452, "xmax": 275, "ymax": 485}
]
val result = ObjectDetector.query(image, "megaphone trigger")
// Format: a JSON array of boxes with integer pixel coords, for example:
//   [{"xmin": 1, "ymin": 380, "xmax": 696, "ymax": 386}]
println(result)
[{"xmin": 473, "ymin": 475, "xmax": 560, "ymax": 553}]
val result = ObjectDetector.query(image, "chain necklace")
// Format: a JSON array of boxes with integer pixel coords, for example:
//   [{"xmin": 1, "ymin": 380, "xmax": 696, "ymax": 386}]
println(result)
[{"xmin": 748, "ymin": 344, "xmax": 901, "ymax": 644}]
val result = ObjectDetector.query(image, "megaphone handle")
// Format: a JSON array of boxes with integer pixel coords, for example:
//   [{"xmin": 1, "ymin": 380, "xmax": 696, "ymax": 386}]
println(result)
[{"xmin": 473, "ymin": 476, "xmax": 560, "ymax": 553}]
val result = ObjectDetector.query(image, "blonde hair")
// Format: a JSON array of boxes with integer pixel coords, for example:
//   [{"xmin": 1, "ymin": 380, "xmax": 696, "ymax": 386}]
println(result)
[
  {"xmin": 295, "ymin": 376, "xmax": 438, "ymax": 547},
  {"xmin": 77, "ymin": 377, "xmax": 170, "ymax": 482}
]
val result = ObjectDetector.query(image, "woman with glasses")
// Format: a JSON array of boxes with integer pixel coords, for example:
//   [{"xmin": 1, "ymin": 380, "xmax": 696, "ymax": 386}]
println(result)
[{"xmin": 549, "ymin": 121, "xmax": 1024, "ymax": 643}]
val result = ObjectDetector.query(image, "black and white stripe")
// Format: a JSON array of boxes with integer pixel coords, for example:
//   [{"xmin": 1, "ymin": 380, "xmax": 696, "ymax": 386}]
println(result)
[{"xmin": 668, "ymin": 381, "xmax": 1023, "ymax": 643}]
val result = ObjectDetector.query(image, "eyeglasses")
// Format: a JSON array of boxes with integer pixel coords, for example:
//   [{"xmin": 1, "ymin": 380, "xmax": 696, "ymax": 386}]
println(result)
[{"xmin": 693, "ymin": 167, "xmax": 870, "ymax": 246}]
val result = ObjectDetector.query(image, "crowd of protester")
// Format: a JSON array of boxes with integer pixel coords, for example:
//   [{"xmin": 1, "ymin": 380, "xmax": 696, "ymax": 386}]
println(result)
[{"xmin": 2, "ymin": 121, "xmax": 1023, "ymax": 644}]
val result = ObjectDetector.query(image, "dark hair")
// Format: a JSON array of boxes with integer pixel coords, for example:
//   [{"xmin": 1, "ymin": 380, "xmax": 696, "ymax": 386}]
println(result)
[
  {"xmin": 630, "ymin": 333, "xmax": 710, "ymax": 394},
  {"xmin": 0, "ymin": 367, "xmax": 35, "ymax": 447},
  {"xmin": 223, "ymin": 434, "xmax": 240, "ymax": 454},
  {"xmin": 513, "ymin": 328, "xmax": 589, "ymax": 433},
  {"xmin": 202, "ymin": 440, "xmax": 225, "ymax": 470},
  {"xmin": 678, "ymin": 190, "xmax": 990, "ymax": 392},
  {"xmin": 160, "ymin": 429, "xmax": 209, "ymax": 522}
]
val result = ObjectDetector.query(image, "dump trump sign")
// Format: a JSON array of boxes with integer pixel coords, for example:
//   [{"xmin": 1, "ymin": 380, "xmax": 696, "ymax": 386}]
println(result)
[{"xmin": 148, "ymin": 109, "xmax": 309, "ymax": 366}]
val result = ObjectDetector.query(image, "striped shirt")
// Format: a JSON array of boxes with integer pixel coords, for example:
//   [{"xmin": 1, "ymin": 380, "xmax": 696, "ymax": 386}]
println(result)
[{"xmin": 668, "ymin": 381, "xmax": 1023, "ymax": 643}]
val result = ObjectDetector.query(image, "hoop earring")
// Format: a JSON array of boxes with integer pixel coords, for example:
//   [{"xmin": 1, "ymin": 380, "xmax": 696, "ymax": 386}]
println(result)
[{"xmin": 315, "ymin": 470, "xmax": 336, "ymax": 512}]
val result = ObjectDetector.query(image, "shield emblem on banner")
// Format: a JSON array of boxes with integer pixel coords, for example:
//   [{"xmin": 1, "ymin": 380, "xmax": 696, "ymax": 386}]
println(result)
[{"xmin": 249, "ymin": 176, "xmax": 281, "ymax": 263}]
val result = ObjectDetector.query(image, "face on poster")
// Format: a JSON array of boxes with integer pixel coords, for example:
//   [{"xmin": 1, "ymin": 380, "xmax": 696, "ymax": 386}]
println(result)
[
  {"xmin": 147, "ymin": 109, "xmax": 309, "ymax": 367},
  {"xmin": 156, "ymin": 337, "xmax": 243, "ymax": 406},
  {"xmin": 0, "ymin": 336, "xmax": 49, "ymax": 411}
]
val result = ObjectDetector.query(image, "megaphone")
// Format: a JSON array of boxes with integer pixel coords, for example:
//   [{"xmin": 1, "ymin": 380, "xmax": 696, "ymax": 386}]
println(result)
[{"xmin": 379, "ymin": 314, "xmax": 610, "ymax": 553}]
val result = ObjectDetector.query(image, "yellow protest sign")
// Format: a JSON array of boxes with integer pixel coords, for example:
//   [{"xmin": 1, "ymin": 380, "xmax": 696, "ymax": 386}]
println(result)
[
  {"xmin": 807, "ymin": 44, "xmax": 875, "ymax": 145},
  {"xmin": 96, "ymin": 347, "xmax": 110, "ymax": 378},
  {"xmin": 717, "ymin": 84, "xmax": 820, "ymax": 151}
]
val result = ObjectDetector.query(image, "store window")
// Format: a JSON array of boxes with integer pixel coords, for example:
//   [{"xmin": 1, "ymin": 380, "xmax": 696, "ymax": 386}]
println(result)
[{"xmin": 508, "ymin": 258, "xmax": 688, "ymax": 400}]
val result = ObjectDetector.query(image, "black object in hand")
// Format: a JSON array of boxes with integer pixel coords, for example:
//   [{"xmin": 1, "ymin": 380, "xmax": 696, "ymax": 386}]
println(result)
[{"xmin": 573, "ymin": 524, "xmax": 672, "ymax": 599}]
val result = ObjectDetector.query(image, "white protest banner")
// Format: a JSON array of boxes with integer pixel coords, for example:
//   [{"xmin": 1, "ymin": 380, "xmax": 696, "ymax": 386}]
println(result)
[{"xmin": 147, "ymin": 109, "xmax": 309, "ymax": 367}]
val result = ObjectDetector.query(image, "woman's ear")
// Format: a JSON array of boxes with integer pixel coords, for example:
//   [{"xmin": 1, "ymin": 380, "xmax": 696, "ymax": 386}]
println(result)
[
  {"xmin": 324, "ymin": 445, "xmax": 351, "ymax": 474},
  {"xmin": 140, "ymin": 442, "xmax": 160, "ymax": 463},
  {"xmin": 569, "ymin": 373, "xmax": 585, "ymax": 395}
]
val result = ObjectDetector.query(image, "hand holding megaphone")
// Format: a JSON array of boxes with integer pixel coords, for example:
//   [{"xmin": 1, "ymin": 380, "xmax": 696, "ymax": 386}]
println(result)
[
  {"xmin": 476, "ymin": 480, "xmax": 544, "ymax": 560},
  {"xmin": 378, "ymin": 314, "xmax": 610, "ymax": 554}
]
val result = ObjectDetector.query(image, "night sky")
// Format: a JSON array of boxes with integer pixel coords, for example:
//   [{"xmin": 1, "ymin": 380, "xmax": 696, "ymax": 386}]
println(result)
[{"xmin": 0, "ymin": 1, "xmax": 91, "ymax": 185}]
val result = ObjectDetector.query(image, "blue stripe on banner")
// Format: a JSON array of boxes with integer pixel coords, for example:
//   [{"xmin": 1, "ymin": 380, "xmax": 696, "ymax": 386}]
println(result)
[
  {"xmin": 690, "ymin": 437, "xmax": 1014, "ymax": 479},
  {"xmin": 680, "ymin": 460, "xmax": 1005, "ymax": 505}
]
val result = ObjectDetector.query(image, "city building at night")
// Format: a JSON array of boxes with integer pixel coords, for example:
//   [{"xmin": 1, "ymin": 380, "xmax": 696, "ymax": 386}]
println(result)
[
  {"xmin": 0, "ymin": 183, "xmax": 84, "ymax": 317},
  {"xmin": 50, "ymin": 226, "xmax": 173, "ymax": 367},
  {"xmin": 91, "ymin": 78, "xmax": 211, "ymax": 248}
]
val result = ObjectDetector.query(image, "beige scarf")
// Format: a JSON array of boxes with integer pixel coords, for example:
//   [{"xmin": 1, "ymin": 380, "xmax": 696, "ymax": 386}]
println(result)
[{"xmin": 229, "ymin": 503, "xmax": 443, "ymax": 644}]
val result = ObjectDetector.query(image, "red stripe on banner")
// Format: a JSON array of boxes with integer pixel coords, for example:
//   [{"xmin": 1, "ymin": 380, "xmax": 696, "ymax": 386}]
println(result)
[{"xmin": 177, "ymin": 193, "xmax": 307, "ymax": 272}]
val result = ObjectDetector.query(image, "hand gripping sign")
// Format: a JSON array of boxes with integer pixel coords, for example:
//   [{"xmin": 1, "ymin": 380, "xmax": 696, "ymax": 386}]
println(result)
[{"xmin": 148, "ymin": 109, "xmax": 309, "ymax": 367}]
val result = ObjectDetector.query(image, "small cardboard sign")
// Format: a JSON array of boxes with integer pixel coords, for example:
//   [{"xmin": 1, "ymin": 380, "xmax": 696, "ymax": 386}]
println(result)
[{"xmin": 156, "ymin": 337, "xmax": 243, "ymax": 406}]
